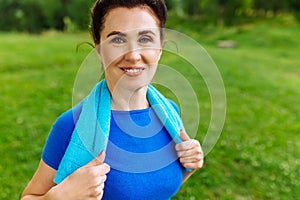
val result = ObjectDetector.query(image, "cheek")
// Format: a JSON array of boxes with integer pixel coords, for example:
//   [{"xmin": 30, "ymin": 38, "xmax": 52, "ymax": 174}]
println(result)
[
  {"xmin": 143, "ymin": 49, "xmax": 162, "ymax": 65},
  {"xmin": 101, "ymin": 46, "xmax": 125, "ymax": 67}
]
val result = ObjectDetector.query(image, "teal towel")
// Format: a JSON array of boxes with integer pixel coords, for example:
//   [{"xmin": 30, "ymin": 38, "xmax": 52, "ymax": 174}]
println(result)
[{"xmin": 54, "ymin": 79, "xmax": 188, "ymax": 184}]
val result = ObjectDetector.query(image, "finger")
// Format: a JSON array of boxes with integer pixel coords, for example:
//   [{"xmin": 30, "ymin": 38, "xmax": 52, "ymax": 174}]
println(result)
[
  {"xmin": 99, "ymin": 163, "xmax": 110, "ymax": 174},
  {"xmin": 97, "ymin": 190, "xmax": 104, "ymax": 200},
  {"xmin": 179, "ymin": 155, "xmax": 203, "ymax": 163},
  {"xmin": 179, "ymin": 129, "xmax": 190, "ymax": 142},
  {"xmin": 92, "ymin": 163, "xmax": 110, "ymax": 177},
  {"xmin": 177, "ymin": 147, "xmax": 203, "ymax": 158},
  {"xmin": 180, "ymin": 156, "xmax": 204, "ymax": 167},
  {"xmin": 91, "ymin": 173, "xmax": 107, "ymax": 186},
  {"xmin": 91, "ymin": 183, "xmax": 105, "ymax": 198},
  {"xmin": 85, "ymin": 151, "xmax": 106, "ymax": 167},
  {"xmin": 175, "ymin": 139, "xmax": 199, "ymax": 151},
  {"xmin": 93, "ymin": 183, "xmax": 105, "ymax": 200},
  {"xmin": 182, "ymin": 160, "xmax": 204, "ymax": 169},
  {"xmin": 84, "ymin": 167, "xmax": 109, "ymax": 187}
]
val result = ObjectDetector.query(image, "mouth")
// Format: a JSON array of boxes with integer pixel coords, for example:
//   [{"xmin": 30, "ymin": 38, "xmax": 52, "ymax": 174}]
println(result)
[{"xmin": 120, "ymin": 67, "xmax": 145, "ymax": 76}]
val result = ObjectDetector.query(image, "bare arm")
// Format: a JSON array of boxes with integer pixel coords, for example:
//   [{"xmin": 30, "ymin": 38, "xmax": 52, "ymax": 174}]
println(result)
[
  {"xmin": 21, "ymin": 159, "xmax": 60, "ymax": 200},
  {"xmin": 21, "ymin": 152, "xmax": 110, "ymax": 200},
  {"xmin": 182, "ymin": 169, "xmax": 197, "ymax": 183}
]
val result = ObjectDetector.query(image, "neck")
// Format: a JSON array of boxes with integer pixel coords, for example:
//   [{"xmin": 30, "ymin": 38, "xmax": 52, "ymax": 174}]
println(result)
[{"xmin": 109, "ymin": 85, "xmax": 149, "ymax": 111}]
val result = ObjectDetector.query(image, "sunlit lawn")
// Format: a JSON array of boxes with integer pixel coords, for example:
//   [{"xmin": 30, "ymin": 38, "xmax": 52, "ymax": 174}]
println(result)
[{"xmin": 1, "ymin": 15, "xmax": 299, "ymax": 199}]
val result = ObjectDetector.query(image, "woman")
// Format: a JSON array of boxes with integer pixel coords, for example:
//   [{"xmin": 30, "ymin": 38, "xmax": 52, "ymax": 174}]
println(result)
[{"xmin": 21, "ymin": 0, "xmax": 203, "ymax": 199}]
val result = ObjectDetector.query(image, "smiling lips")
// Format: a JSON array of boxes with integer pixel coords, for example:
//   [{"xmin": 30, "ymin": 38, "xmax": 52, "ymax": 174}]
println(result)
[{"xmin": 121, "ymin": 67, "xmax": 145, "ymax": 76}]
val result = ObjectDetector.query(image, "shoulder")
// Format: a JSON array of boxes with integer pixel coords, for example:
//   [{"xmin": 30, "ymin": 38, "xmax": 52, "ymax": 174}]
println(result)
[
  {"xmin": 168, "ymin": 99, "xmax": 180, "ymax": 114},
  {"xmin": 42, "ymin": 103, "xmax": 83, "ymax": 170},
  {"xmin": 54, "ymin": 103, "xmax": 82, "ymax": 131}
]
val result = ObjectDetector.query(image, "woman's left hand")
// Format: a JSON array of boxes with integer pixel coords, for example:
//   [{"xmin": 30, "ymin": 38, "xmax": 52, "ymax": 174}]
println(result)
[{"xmin": 175, "ymin": 129, "xmax": 204, "ymax": 170}]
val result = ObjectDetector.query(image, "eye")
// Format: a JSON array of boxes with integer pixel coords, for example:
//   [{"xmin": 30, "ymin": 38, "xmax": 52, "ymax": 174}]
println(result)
[
  {"xmin": 111, "ymin": 37, "xmax": 126, "ymax": 44},
  {"xmin": 139, "ymin": 36, "xmax": 153, "ymax": 44}
]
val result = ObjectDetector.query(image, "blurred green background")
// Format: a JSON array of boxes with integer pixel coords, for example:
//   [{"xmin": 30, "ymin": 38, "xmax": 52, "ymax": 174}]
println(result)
[{"xmin": 0, "ymin": 0, "xmax": 299, "ymax": 199}]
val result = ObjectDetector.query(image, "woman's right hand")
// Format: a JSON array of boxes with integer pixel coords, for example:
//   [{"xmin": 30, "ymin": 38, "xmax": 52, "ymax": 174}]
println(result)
[{"xmin": 55, "ymin": 151, "xmax": 110, "ymax": 200}]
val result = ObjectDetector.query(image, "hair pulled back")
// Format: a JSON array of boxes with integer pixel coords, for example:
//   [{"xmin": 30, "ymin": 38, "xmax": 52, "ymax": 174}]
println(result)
[{"xmin": 91, "ymin": 0, "xmax": 167, "ymax": 44}]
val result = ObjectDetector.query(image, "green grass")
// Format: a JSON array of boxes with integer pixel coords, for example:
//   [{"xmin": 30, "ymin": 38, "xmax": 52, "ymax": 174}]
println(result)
[{"xmin": 1, "ymin": 15, "xmax": 300, "ymax": 199}]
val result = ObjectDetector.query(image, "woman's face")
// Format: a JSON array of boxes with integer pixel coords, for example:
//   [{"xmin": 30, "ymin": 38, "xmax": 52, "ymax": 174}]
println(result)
[{"xmin": 97, "ymin": 6, "xmax": 162, "ymax": 92}]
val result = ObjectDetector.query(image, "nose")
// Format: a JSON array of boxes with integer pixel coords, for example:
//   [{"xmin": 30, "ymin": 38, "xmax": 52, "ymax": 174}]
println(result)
[{"xmin": 124, "ymin": 49, "xmax": 141, "ymax": 63}]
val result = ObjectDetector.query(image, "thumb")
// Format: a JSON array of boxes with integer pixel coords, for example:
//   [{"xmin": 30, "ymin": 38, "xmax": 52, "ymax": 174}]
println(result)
[
  {"xmin": 179, "ymin": 129, "xmax": 190, "ymax": 142},
  {"xmin": 85, "ymin": 151, "xmax": 106, "ymax": 167}
]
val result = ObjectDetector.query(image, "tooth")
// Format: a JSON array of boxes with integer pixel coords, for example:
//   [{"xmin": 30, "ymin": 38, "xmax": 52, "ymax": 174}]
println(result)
[{"xmin": 124, "ymin": 68, "xmax": 142, "ymax": 73}]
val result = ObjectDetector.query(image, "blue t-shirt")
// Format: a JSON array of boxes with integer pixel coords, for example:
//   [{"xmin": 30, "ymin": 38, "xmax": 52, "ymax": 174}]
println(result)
[{"xmin": 42, "ymin": 102, "xmax": 183, "ymax": 200}]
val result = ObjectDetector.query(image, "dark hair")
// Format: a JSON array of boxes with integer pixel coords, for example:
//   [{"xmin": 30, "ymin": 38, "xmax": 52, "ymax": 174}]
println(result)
[{"xmin": 91, "ymin": 0, "xmax": 167, "ymax": 44}]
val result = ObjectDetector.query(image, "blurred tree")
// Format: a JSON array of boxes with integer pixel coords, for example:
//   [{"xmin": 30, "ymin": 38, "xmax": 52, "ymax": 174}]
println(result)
[
  {"xmin": 165, "ymin": 0, "xmax": 184, "ymax": 16},
  {"xmin": 0, "ymin": 0, "xmax": 298, "ymax": 32},
  {"xmin": 253, "ymin": 0, "xmax": 289, "ymax": 16},
  {"xmin": 0, "ymin": 0, "xmax": 45, "ymax": 32},
  {"xmin": 200, "ymin": 0, "xmax": 219, "ymax": 24},
  {"xmin": 216, "ymin": 0, "xmax": 253, "ymax": 25},
  {"xmin": 66, "ymin": 0, "xmax": 95, "ymax": 30},
  {"xmin": 39, "ymin": 0, "xmax": 65, "ymax": 30},
  {"xmin": 289, "ymin": 0, "xmax": 300, "ymax": 22},
  {"xmin": 20, "ymin": 0, "xmax": 46, "ymax": 32},
  {"xmin": 182, "ymin": 0, "xmax": 201, "ymax": 16},
  {"xmin": 0, "ymin": 0, "xmax": 19, "ymax": 31},
  {"xmin": 165, "ymin": 0, "xmax": 175, "ymax": 10}
]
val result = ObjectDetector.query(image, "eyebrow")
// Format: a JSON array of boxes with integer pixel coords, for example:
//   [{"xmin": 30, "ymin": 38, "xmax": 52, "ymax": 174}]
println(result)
[
  {"xmin": 106, "ymin": 31, "xmax": 126, "ymax": 38},
  {"xmin": 138, "ymin": 30, "xmax": 156, "ymax": 36},
  {"xmin": 106, "ymin": 30, "xmax": 157, "ymax": 38}
]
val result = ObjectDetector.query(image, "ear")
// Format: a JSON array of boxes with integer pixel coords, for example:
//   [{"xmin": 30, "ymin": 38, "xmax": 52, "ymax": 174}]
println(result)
[
  {"xmin": 158, "ymin": 39, "xmax": 167, "ymax": 61},
  {"xmin": 157, "ymin": 47, "xmax": 163, "ymax": 61},
  {"xmin": 95, "ymin": 44, "xmax": 102, "ymax": 59}
]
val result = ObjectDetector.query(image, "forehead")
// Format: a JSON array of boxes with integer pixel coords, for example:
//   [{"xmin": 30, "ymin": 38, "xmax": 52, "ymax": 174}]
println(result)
[{"xmin": 101, "ymin": 7, "xmax": 160, "ymax": 38}]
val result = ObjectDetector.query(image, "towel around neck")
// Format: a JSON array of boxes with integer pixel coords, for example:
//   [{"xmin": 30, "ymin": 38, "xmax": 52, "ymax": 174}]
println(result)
[{"xmin": 54, "ymin": 79, "xmax": 186, "ymax": 184}]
